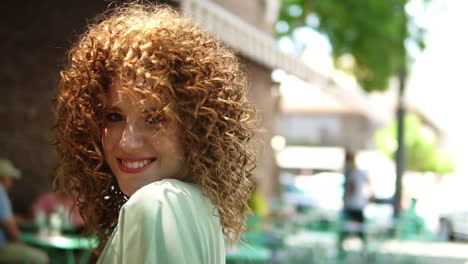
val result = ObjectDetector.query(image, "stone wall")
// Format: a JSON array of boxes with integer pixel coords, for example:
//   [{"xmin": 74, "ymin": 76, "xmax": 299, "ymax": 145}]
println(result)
[
  {"xmin": 211, "ymin": 0, "xmax": 277, "ymax": 34},
  {"xmin": 212, "ymin": 0, "xmax": 280, "ymax": 199}
]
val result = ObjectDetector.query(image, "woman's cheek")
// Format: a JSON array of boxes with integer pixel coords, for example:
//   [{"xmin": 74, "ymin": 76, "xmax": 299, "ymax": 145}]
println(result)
[{"xmin": 102, "ymin": 125, "xmax": 122, "ymax": 152}]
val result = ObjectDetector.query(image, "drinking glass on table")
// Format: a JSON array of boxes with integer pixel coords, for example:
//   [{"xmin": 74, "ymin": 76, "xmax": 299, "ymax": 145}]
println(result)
[
  {"xmin": 35, "ymin": 209, "xmax": 48, "ymax": 235},
  {"xmin": 48, "ymin": 212, "xmax": 62, "ymax": 236}
]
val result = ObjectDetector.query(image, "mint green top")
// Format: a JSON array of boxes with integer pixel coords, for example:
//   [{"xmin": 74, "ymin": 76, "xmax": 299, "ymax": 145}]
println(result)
[{"xmin": 97, "ymin": 179, "xmax": 225, "ymax": 264}]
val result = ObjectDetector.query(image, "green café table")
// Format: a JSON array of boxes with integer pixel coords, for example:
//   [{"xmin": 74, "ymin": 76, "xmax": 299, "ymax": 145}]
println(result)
[
  {"xmin": 226, "ymin": 243, "xmax": 272, "ymax": 264},
  {"xmin": 20, "ymin": 233, "xmax": 97, "ymax": 264}
]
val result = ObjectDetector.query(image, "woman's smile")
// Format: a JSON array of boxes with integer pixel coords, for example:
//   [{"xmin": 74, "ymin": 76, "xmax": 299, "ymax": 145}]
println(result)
[{"xmin": 117, "ymin": 157, "xmax": 157, "ymax": 173}]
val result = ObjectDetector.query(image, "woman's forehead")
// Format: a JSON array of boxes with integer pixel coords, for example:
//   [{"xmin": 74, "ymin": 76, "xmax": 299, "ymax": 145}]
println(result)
[{"xmin": 107, "ymin": 80, "xmax": 166, "ymax": 109}]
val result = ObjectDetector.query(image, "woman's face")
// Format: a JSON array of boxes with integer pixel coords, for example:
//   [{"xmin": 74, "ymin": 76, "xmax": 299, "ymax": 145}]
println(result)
[{"xmin": 102, "ymin": 81, "xmax": 187, "ymax": 196}]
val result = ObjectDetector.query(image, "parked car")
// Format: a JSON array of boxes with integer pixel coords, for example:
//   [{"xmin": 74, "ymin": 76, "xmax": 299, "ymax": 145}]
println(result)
[
  {"xmin": 438, "ymin": 211, "xmax": 468, "ymax": 241},
  {"xmin": 435, "ymin": 174, "xmax": 468, "ymax": 242}
]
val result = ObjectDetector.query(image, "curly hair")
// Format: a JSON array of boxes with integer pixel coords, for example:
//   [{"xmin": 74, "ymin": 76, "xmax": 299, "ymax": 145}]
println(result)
[{"xmin": 54, "ymin": 3, "xmax": 256, "ymax": 249}]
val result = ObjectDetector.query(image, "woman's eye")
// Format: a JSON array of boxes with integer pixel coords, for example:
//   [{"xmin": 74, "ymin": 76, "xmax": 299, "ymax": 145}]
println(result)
[
  {"xmin": 146, "ymin": 115, "xmax": 164, "ymax": 126},
  {"xmin": 105, "ymin": 112, "xmax": 124, "ymax": 122}
]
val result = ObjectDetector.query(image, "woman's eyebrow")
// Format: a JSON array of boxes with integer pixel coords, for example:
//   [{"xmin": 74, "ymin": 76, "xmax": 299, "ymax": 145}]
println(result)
[{"xmin": 105, "ymin": 105, "xmax": 121, "ymax": 111}]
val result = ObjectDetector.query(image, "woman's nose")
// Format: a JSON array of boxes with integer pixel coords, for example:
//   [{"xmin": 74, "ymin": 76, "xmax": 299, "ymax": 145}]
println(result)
[{"xmin": 119, "ymin": 124, "xmax": 144, "ymax": 151}]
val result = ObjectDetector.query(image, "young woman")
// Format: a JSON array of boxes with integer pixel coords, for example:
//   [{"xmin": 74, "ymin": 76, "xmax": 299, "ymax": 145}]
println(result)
[{"xmin": 54, "ymin": 3, "xmax": 256, "ymax": 263}]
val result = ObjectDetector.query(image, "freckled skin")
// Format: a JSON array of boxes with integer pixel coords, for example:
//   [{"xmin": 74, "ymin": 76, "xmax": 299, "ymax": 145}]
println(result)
[{"xmin": 102, "ymin": 81, "xmax": 187, "ymax": 196}]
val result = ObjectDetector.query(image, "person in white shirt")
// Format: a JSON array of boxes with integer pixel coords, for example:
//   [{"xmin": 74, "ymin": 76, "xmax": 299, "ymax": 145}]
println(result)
[{"xmin": 339, "ymin": 152, "xmax": 372, "ymax": 253}]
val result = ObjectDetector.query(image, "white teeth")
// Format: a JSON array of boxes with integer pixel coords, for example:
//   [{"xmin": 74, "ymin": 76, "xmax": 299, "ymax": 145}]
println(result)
[{"xmin": 121, "ymin": 159, "xmax": 152, "ymax": 169}]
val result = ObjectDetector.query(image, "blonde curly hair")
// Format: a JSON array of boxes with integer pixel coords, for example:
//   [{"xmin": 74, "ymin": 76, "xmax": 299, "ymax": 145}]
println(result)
[{"xmin": 54, "ymin": 3, "xmax": 256, "ymax": 249}]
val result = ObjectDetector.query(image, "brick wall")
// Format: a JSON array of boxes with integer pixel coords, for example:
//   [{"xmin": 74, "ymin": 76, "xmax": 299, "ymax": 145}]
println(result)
[
  {"xmin": 240, "ymin": 57, "xmax": 279, "ymax": 200},
  {"xmin": 0, "ymin": 0, "xmax": 108, "ymax": 214}
]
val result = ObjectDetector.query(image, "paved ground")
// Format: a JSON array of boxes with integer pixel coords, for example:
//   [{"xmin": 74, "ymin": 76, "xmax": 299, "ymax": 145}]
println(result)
[
  {"xmin": 341, "ymin": 238, "xmax": 468, "ymax": 264},
  {"xmin": 281, "ymin": 231, "xmax": 468, "ymax": 263}
]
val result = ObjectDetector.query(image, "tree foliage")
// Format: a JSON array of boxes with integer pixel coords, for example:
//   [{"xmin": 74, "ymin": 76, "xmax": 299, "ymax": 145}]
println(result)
[
  {"xmin": 374, "ymin": 113, "xmax": 455, "ymax": 174},
  {"xmin": 278, "ymin": 0, "xmax": 428, "ymax": 92}
]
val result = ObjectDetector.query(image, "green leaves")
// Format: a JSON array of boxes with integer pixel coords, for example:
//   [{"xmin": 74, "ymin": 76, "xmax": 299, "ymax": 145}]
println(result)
[
  {"xmin": 278, "ymin": 0, "xmax": 427, "ymax": 92},
  {"xmin": 374, "ymin": 113, "xmax": 455, "ymax": 174}
]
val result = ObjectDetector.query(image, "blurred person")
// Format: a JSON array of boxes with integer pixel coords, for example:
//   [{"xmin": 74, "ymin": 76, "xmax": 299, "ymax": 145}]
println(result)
[
  {"xmin": 343, "ymin": 152, "xmax": 372, "ymax": 229},
  {"xmin": 338, "ymin": 152, "xmax": 372, "ymax": 256},
  {"xmin": 0, "ymin": 159, "xmax": 49, "ymax": 264},
  {"xmin": 248, "ymin": 178, "xmax": 269, "ymax": 231},
  {"xmin": 249, "ymin": 179, "xmax": 269, "ymax": 220},
  {"xmin": 32, "ymin": 188, "xmax": 85, "ymax": 231},
  {"xmin": 54, "ymin": 3, "xmax": 256, "ymax": 263}
]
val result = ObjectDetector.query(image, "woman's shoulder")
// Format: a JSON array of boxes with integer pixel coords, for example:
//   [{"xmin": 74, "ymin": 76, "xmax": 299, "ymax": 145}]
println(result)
[
  {"xmin": 133, "ymin": 179, "xmax": 200, "ymax": 198},
  {"xmin": 124, "ymin": 179, "xmax": 206, "ymax": 212}
]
